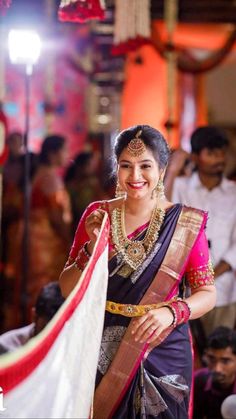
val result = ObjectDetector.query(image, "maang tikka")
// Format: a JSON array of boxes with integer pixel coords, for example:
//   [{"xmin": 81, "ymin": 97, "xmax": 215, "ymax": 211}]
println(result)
[{"xmin": 127, "ymin": 130, "xmax": 146, "ymax": 157}]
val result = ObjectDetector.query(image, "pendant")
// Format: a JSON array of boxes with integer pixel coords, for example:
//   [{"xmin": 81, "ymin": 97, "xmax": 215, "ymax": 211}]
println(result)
[
  {"xmin": 117, "ymin": 264, "xmax": 134, "ymax": 278},
  {"xmin": 111, "ymin": 204, "xmax": 165, "ymax": 272},
  {"xmin": 126, "ymin": 242, "xmax": 146, "ymax": 264}
]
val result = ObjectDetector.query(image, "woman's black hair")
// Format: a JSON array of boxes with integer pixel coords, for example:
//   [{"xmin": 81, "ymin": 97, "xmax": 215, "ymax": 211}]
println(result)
[
  {"xmin": 64, "ymin": 152, "xmax": 92, "ymax": 183},
  {"xmin": 39, "ymin": 135, "xmax": 66, "ymax": 164},
  {"xmin": 113, "ymin": 125, "xmax": 170, "ymax": 169}
]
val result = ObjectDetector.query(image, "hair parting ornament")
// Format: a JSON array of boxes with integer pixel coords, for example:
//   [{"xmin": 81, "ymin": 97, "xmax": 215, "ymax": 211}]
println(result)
[{"xmin": 127, "ymin": 130, "xmax": 146, "ymax": 157}]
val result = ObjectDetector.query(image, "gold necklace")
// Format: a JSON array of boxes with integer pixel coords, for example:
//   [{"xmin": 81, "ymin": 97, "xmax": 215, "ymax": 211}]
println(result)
[{"xmin": 111, "ymin": 204, "xmax": 165, "ymax": 270}]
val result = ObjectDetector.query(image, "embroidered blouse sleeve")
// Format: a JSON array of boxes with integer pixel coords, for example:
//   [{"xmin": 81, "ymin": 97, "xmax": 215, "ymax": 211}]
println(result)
[
  {"xmin": 185, "ymin": 228, "xmax": 215, "ymax": 290},
  {"xmin": 65, "ymin": 201, "xmax": 101, "ymax": 267}
]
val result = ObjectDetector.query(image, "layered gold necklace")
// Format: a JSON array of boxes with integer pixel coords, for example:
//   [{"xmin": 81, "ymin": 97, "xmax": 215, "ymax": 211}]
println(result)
[{"xmin": 111, "ymin": 204, "xmax": 165, "ymax": 270}]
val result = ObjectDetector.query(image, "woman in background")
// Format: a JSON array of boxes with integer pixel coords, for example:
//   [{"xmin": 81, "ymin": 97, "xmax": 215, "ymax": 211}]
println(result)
[
  {"xmin": 65, "ymin": 151, "xmax": 107, "ymax": 231},
  {"xmin": 29, "ymin": 135, "xmax": 71, "ymax": 312}
]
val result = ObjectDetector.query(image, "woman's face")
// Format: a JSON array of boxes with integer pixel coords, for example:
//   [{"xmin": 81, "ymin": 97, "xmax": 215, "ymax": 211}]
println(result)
[
  {"xmin": 117, "ymin": 146, "xmax": 161, "ymax": 200},
  {"xmin": 54, "ymin": 144, "xmax": 69, "ymax": 167}
]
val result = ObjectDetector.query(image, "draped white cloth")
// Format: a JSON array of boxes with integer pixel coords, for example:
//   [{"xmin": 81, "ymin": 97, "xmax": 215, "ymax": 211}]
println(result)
[{"xmin": 0, "ymin": 215, "xmax": 109, "ymax": 418}]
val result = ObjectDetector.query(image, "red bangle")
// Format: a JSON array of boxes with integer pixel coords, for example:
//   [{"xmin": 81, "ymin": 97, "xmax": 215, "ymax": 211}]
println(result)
[
  {"xmin": 74, "ymin": 242, "xmax": 91, "ymax": 271},
  {"xmin": 166, "ymin": 299, "xmax": 191, "ymax": 328}
]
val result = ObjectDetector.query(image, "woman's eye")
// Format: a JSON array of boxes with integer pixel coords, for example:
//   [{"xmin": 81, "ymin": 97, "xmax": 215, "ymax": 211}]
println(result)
[
  {"xmin": 141, "ymin": 164, "xmax": 151, "ymax": 169},
  {"xmin": 120, "ymin": 164, "xmax": 131, "ymax": 169}
]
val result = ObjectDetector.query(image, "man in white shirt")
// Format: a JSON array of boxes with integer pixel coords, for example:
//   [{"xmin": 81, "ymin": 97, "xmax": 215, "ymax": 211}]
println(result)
[
  {"xmin": 0, "ymin": 282, "xmax": 64, "ymax": 354},
  {"xmin": 165, "ymin": 126, "xmax": 236, "ymax": 337}
]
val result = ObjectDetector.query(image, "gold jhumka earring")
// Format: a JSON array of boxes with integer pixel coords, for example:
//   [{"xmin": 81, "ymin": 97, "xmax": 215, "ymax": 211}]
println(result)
[
  {"xmin": 152, "ymin": 178, "xmax": 165, "ymax": 200},
  {"xmin": 115, "ymin": 182, "xmax": 127, "ymax": 199}
]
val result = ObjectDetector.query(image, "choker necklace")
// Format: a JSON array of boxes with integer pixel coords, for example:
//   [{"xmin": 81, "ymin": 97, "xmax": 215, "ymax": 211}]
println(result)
[{"xmin": 111, "ymin": 204, "xmax": 165, "ymax": 270}]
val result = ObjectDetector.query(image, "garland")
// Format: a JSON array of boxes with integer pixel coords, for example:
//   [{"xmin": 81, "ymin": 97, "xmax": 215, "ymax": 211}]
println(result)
[
  {"xmin": 112, "ymin": 0, "xmax": 151, "ymax": 55},
  {"xmin": 58, "ymin": 0, "xmax": 105, "ymax": 22},
  {"xmin": 152, "ymin": 23, "xmax": 236, "ymax": 74}
]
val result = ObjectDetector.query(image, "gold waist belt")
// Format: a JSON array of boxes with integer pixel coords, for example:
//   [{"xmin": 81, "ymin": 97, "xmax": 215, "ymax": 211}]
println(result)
[{"xmin": 106, "ymin": 299, "xmax": 176, "ymax": 318}]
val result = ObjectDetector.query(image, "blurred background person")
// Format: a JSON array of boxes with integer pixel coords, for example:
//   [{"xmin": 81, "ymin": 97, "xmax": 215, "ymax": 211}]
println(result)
[
  {"xmin": 0, "ymin": 282, "xmax": 65, "ymax": 355},
  {"xmin": 1, "ymin": 131, "xmax": 38, "ymax": 332},
  {"xmin": 64, "ymin": 151, "xmax": 108, "ymax": 232},
  {"xmin": 193, "ymin": 326, "xmax": 236, "ymax": 419},
  {"xmin": 165, "ymin": 126, "xmax": 236, "ymax": 337},
  {"xmin": 2, "ymin": 132, "xmax": 38, "ymax": 234},
  {"xmin": 28, "ymin": 135, "xmax": 72, "ymax": 315}
]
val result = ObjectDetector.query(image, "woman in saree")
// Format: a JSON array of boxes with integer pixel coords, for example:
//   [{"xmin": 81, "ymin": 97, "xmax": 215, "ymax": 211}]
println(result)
[
  {"xmin": 29, "ymin": 135, "xmax": 71, "ymax": 312},
  {"xmin": 59, "ymin": 125, "xmax": 216, "ymax": 418}
]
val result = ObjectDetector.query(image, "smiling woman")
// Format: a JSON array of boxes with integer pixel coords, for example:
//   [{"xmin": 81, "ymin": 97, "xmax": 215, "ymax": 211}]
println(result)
[
  {"xmin": 117, "ymin": 149, "xmax": 161, "ymax": 202},
  {"xmin": 59, "ymin": 124, "xmax": 216, "ymax": 419}
]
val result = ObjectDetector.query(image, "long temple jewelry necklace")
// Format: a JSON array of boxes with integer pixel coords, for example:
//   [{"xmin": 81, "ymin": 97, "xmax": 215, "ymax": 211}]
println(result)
[{"xmin": 111, "ymin": 204, "xmax": 165, "ymax": 270}]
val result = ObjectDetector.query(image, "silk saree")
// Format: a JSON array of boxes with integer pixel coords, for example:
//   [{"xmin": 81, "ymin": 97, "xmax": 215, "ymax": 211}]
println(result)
[{"xmin": 68, "ymin": 201, "xmax": 214, "ymax": 419}]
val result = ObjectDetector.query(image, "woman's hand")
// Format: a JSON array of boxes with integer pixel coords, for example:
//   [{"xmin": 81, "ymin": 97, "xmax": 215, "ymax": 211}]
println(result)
[
  {"xmin": 131, "ymin": 307, "xmax": 174, "ymax": 345},
  {"xmin": 85, "ymin": 209, "xmax": 106, "ymax": 245}
]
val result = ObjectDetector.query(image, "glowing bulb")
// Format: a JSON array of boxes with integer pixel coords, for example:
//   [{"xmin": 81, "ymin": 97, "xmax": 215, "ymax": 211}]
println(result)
[{"xmin": 8, "ymin": 29, "xmax": 41, "ymax": 70}]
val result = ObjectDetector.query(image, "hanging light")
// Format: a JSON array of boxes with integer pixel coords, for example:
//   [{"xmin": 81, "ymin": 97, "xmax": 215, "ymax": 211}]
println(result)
[{"xmin": 8, "ymin": 29, "xmax": 41, "ymax": 74}]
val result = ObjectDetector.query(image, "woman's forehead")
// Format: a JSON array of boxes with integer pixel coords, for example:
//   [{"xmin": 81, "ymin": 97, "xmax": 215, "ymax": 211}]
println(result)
[{"xmin": 118, "ymin": 146, "xmax": 156, "ymax": 162}]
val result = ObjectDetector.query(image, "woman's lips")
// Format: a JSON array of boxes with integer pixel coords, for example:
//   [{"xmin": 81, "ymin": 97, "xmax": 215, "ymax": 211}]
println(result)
[{"xmin": 127, "ymin": 182, "xmax": 146, "ymax": 190}]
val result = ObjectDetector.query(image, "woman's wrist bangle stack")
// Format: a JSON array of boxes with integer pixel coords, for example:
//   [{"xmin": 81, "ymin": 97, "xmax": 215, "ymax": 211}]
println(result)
[
  {"xmin": 84, "ymin": 241, "xmax": 92, "ymax": 257},
  {"xmin": 164, "ymin": 299, "xmax": 191, "ymax": 328},
  {"xmin": 74, "ymin": 242, "xmax": 91, "ymax": 271},
  {"xmin": 164, "ymin": 304, "xmax": 177, "ymax": 328}
]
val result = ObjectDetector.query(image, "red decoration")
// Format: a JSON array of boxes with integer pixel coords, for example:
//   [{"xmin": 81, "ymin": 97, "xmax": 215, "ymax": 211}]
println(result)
[
  {"xmin": 58, "ymin": 0, "xmax": 105, "ymax": 23},
  {"xmin": 0, "ymin": 104, "xmax": 9, "ymax": 166},
  {"xmin": 169, "ymin": 299, "xmax": 191, "ymax": 327},
  {"xmin": 75, "ymin": 243, "xmax": 91, "ymax": 271},
  {"xmin": 111, "ymin": 37, "xmax": 151, "ymax": 56}
]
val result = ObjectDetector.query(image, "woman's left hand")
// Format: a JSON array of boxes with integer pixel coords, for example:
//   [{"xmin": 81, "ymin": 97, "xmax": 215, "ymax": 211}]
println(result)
[{"xmin": 131, "ymin": 307, "xmax": 174, "ymax": 345}]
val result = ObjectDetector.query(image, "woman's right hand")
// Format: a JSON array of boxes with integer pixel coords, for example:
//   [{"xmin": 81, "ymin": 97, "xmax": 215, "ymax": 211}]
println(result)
[
  {"xmin": 84, "ymin": 197, "xmax": 126, "ymax": 253},
  {"xmin": 84, "ymin": 209, "xmax": 106, "ymax": 247}
]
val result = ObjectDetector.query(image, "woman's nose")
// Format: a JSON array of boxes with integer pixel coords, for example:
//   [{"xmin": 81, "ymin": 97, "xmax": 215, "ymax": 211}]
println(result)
[{"xmin": 130, "ymin": 166, "xmax": 141, "ymax": 179}]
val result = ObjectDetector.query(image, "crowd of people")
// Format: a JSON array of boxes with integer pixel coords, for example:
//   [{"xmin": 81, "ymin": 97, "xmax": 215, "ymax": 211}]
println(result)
[
  {"xmin": 1, "ymin": 124, "xmax": 236, "ymax": 418},
  {"xmin": 0, "ymin": 133, "xmax": 108, "ymax": 331}
]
